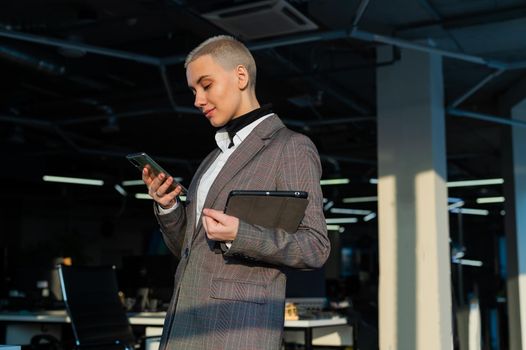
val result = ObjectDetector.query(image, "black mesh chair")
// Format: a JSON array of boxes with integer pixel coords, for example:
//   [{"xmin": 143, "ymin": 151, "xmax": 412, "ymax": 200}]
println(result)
[{"xmin": 58, "ymin": 265, "xmax": 137, "ymax": 350}]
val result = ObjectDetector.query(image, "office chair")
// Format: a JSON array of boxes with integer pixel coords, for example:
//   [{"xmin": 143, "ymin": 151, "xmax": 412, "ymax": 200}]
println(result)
[{"xmin": 57, "ymin": 265, "xmax": 137, "ymax": 350}]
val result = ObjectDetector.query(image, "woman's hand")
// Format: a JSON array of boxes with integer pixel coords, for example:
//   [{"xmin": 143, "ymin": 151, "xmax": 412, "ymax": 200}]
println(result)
[{"xmin": 142, "ymin": 166, "xmax": 183, "ymax": 209}]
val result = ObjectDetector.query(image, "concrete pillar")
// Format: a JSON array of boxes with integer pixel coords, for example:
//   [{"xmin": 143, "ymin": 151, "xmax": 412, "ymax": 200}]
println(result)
[
  {"xmin": 376, "ymin": 47, "xmax": 453, "ymax": 350},
  {"xmin": 504, "ymin": 99, "xmax": 526, "ymax": 350}
]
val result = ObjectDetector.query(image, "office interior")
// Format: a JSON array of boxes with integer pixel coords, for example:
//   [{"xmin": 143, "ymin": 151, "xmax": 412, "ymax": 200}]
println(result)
[{"xmin": 1, "ymin": 0, "xmax": 525, "ymax": 349}]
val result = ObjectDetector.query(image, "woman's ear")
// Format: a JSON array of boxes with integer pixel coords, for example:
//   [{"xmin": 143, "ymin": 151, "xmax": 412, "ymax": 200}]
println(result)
[{"xmin": 236, "ymin": 65, "xmax": 250, "ymax": 90}]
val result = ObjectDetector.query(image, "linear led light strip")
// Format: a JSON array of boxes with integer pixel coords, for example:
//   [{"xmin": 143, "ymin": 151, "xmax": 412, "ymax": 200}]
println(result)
[
  {"xmin": 114, "ymin": 184, "xmax": 127, "ymax": 196},
  {"xmin": 135, "ymin": 193, "xmax": 186, "ymax": 202},
  {"xmin": 450, "ymin": 208, "xmax": 489, "ymax": 216},
  {"xmin": 43, "ymin": 175, "xmax": 103, "ymax": 186},
  {"xmin": 342, "ymin": 196, "xmax": 378, "ymax": 203},
  {"xmin": 326, "ymin": 218, "xmax": 358, "ymax": 224},
  {"xmin": 363, "ymin": 212, "xmax": 376, "ymax": 222},
  {"xmin": 320, "ymin": 178, "xmax": 350, "ymax": 185},
  {"xmin": 447, "ymin": 201, "xmax": 465, "ymax": 210},
  {"xmin": 452, "ymin": 258, "xmax": 483, "ymax": 267},
  {"xmin": 476, "ymin": 196, "xmax": 505, "ymax": 204},
  {"xmin": 322, "ymin": 178, "xmax": 378, "ymax": 185},
  {"xmin": 327, "ymin": 225, "xmax": 345, "ymax": 232},
  {"xmin": 369, "ymin": 178, "xmax": 503, "ymax": 187},
  {"xmin": 447, "ymin": 178, "xmax": 504, "ymax": 187},
  {"xmin": 330, "ymin": 208, "xmax": 371, "ymax": 215},
  {"xmin": 122, "ymin": 177, "xmax": 183, "ymax": 186}
]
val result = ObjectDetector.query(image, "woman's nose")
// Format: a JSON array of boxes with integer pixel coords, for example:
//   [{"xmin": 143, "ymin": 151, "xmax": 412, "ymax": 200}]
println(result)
[{"xmin": 194, "ymin": 91, "xmax": 206, "ymax": 108}]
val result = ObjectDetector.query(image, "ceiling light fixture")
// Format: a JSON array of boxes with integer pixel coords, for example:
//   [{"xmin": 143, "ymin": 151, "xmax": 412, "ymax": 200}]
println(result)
[
  {"xmin": 342, "ymin": 196, "xmax": 378, "ymax": 203},
  {"xmin": 447, "ymin": 201, "xmax": 465, "ymax": 210},
  {"xmin": 450, "ymin": 208, "xmax": 489, "ymax": 216},
  {"xmin": 452, "ymin": 258, "xmax": 483, "ymax": 267},
  {"xmin": 323, "ymin": 200, "xmax": 334, "ymax": 211},
  {"xmin": 320, "ymin": 178, "xmax": 350, "ymax": 185},
  {"xmin": 448, "ymin": 197, "xmax": 462, "ymax": 203},
  {"xmin": 330, "ymin": 208, "xmax": 372, "ymax": 215},
  {"xmin": 114, "ymin": 184, "xmax": 127, "ymax": 196},
  {"xmin": 135, "ymin": 193, "xmax": 186, "ymax": 202},
  {"xmin": 327, "ymin": 225, "xmax": 345, "ymax": 233},
  {"xmin": 363, "ymin": 212, "xmax": 377, "ymax": 222},
  {"xmin": 43, "ymin": 175, "xmax": 104, "ymax": 186},
  {"xmin": 122, "ymin": 180, "xmax": 144, "ymax": 186},
  {"xmin": 326, "ymin": 218, "xmax": 358, "ymax": 224},
  {"xmin": 122, "ymin": 177, "xmax": 183, "ymax": 186},
  {"xmin": 447, "ymin": 178, "xmax": 504, "ymax": 187},
  {"xmin": 476, "ymin": 196, "xmax": 505, "ymax": 204},
  {"xmin": 135, "ymin": 193, "xmax": 152, "ymax": 200}
]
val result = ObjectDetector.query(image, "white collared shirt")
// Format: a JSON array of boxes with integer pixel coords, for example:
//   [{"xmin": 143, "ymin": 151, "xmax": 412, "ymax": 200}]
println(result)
[{"xmin": 158, "ymin": 113, "xmax": 273, "ymax": 229}]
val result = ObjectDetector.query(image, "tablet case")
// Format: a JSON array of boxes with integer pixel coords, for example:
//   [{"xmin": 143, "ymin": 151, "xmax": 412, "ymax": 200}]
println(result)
[{"xmin": 224, "ymin": 191, "xmax": 309, "ymax": 233}]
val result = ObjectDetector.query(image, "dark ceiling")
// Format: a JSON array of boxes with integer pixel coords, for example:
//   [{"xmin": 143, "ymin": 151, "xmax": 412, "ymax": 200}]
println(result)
[{"xmin": 1, "ymin": 0, "xmax": 524, "ymax": 214}]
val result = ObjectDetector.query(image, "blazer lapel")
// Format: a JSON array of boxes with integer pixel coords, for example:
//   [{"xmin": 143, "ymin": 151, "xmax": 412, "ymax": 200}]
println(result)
[
  {"xmin": 195, "ymin": 115, "xmax": 285, "ymax": 235},
  {"xmin": 192, "ymin": 114, "xmax": 285, "ymax": 239}
]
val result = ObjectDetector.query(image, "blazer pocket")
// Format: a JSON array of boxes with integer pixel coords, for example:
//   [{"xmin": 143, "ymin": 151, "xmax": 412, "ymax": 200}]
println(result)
[{"xmin": 210, "ymin": 278, "xmax": 268, "ymax": 305}]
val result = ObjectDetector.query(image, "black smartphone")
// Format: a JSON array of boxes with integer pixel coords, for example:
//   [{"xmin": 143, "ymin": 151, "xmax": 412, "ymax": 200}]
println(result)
[{"xmin": 126, "ymin": 152, "xmax": 188, "ymax": 195}]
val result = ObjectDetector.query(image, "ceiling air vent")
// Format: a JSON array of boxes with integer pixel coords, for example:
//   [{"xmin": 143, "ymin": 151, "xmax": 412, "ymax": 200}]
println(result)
[{"xmin": 202, "ymin": 0, "xmax": 318, "ymax": 40}]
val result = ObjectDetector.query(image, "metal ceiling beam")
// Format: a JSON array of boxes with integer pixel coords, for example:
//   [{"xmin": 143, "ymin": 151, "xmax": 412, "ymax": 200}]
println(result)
[
  {"xmin": 350, "ymin": 0, "xmax": 526, "ymax": 131},
  {"xmin": 350, "ymin": 0, "xmax": 526, "ymax": 71},
  {"xmin": 352, "ymin": 0, "xmax": 371, "ymax": 29},
  {"xmin": 447, "ymin": 108, "xmax": 526, "ymax": 128},
  {"xmin": 396, "ymin": 5, "xmax": 526, "ymax": 32},
  {"xmin": 283, "ymin": 116, "xmax": 375, "ymax": 128},
  {"xmin": 266, "ymin": 49, "xmax": 373, "ymax": 115},
  {"xmin": 161, "ymin": 30, "xmax": 355, "ymax": 66},
  {"xmin": 449, "ymin": 69, "xmax": 506, "ymax": 108},
  {"xmin": 0, "ymin": 115, "xmax": 52, "ymax": 127},
  {"xmin": 1, "ymin": 13, "xmax": 525, "ymax": 73},
  {"xmin": 0, "ymin": 46, "xmax": 66, "ymax": 75},
  {"xmin": 350, "ymin": 28, "xmax": 505, "ymax": 69},
  {"xmin": 56, "ymin": 108, "xmax": 180, "ymax": 126},
  {"xmin": 0, "ymin": 28, "xmax": 161, "ymax": 65}
]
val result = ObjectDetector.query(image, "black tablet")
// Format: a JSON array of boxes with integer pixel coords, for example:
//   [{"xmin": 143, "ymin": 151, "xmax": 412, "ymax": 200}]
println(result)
[
  {"xmin": 224, "ymin": 190, "xmax": 309, "ymax": 232},
  {"xmin": 229, "ymin": 190, "xmax": 308, "ymax": 198}
]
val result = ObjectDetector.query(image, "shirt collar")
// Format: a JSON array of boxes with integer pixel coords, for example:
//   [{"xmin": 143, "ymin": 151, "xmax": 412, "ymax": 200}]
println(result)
[{"xmin": 215, "ymin": 113, "xmax": 273, "ymax": 152}]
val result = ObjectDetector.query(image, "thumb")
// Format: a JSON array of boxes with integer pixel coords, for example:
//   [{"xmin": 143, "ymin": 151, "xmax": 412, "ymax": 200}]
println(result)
[{"xmin": 202, "ymin": 208, "xmax": 227, "ymax": 223}]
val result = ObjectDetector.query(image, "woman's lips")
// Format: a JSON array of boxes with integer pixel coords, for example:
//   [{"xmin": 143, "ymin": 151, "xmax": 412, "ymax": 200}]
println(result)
[{"xmin": 204, "ymin": 108, "xmax": 215, "ymax": 118}]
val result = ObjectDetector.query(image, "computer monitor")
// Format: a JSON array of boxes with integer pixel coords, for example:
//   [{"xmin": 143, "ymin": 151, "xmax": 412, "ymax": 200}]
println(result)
[
  {"xmin": 118, "ymin": 255, "xmax": 178, "ymax": 308},
  {"xmin": 7, "ymin": 266, "xmax": 64, "ymax": 310},
  {"xmin": 284, "ymin": 267, "xmax": 326, "ymax": 297}
]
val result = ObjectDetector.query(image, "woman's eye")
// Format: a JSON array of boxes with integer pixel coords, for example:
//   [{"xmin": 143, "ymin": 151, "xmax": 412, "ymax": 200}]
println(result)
[{"xmin": 203, "ymin": 84, "xmax": 211, "ymax": 90}]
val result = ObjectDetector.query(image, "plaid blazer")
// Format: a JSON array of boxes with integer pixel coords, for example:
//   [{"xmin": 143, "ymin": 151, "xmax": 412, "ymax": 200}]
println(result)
[{"xmin": 155, "ymin": 114, "xmax": 330, "ymax": 350}]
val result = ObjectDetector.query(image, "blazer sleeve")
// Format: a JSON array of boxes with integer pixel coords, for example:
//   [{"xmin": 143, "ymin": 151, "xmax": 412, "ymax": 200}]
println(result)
[
  {"xmin": 154, "ymin": 202, "xmax": 187, "ymax": 259},
  {"xmin": 224, "ymin": 132, "xmax": 330, "ymax": 269}
]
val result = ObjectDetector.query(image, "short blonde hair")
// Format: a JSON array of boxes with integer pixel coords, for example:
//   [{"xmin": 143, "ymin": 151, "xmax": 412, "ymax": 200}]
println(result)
[{"xmin": 185, "ymin": 35, "xmax": 257, "ymax": 89}]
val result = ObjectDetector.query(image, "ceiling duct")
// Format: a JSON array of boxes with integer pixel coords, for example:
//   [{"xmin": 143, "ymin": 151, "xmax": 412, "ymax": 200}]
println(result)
[
  {"xmin": 0, "ymin": 46, "xmax": 66, "ymax": 75},
  {"xmin": 202, "ymin": 0, "xmax": 318, "ymax": 40}
]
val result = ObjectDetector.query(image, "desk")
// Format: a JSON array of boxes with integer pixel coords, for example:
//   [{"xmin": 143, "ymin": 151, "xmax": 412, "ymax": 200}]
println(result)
[
  {"xmin": 284, "ymin": 318, "xmax": 349, "ymax": 350},
  {"xmin": 0, "ymin": 310, "xmax": 167, "ymax": 325},
  {"xmin": 0, "ymin": 311, "xmax": 349, "ymax": 350}
]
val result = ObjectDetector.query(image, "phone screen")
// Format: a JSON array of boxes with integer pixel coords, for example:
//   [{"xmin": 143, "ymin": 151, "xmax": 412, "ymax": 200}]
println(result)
[{"xmin": 126, "ymin": 152, "xmax": 188, "ymax": 194}]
